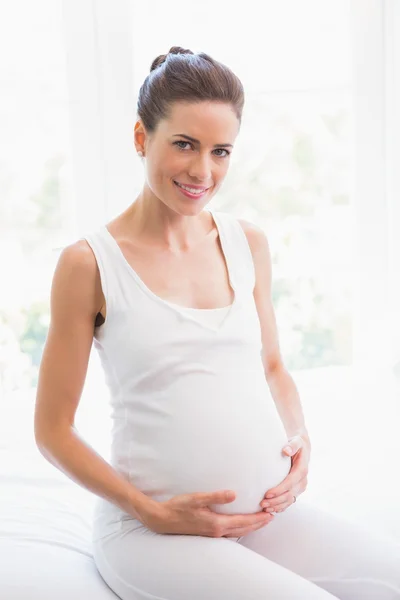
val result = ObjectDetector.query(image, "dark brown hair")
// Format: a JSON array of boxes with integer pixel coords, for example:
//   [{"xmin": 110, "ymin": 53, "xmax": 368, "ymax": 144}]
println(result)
[{"xmin": 136, "ymin": 46, "xmax": 245, "ymax": 135}]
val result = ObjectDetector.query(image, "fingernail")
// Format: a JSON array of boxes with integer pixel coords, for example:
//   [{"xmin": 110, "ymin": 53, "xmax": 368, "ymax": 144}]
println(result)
[
  {"xmin": 266, "ymin": 493, "xmax": 275, "ymax": 499},
  {"xmin": 284, "ymin": 446, "xmax": 293, "ymax": 455}
]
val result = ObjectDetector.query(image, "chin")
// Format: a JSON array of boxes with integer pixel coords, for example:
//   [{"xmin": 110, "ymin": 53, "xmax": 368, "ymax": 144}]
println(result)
[{"xmin": 169, "ymin": 201, "xmax": 210, "ymax": 215}]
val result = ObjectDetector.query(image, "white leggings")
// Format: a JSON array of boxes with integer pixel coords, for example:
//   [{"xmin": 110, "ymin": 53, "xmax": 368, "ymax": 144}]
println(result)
[{"xmin": 92, "ymin": 501, "xmax": 400, "ymax": 599}]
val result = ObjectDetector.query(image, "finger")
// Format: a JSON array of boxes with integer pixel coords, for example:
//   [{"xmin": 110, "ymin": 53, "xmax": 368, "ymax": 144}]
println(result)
[
  {"xmin": 264, "ymin": 492, "xmax": 298, "ymax": 514},
  {"xmin": 195, "ymin": 490, "xmax": 236, "ymax": 507},
  {"xmin": 265, "ymin": 480, "xmax": 292, "ymax": 499},
  {"xmin": 272, "ymin": 471, "xmax": 307, "ymax": 500},
  {"xmin": 283, "ymin": 435, "xmax": 303, "ymax": 456},
  {"xmin": 226, "ymin": 517, "xmax": 273, "ymax": 537},
  {"xmin": 223, "ymin": 514, "xmax": 274, "ymax": 538},
  {"xmin": 261, "ymin": 491, "xmax": 293, "ymax": 509},
  {"xmin": 272, "ymin": 497, "xmax": 296, "ymax": 513},
  {"xmin": 221, "ymin": 510, "xmax": 273, "ymax": 531},
  {"xmin": 264, "ymin": 458, "xmax": 308, "ymax": 503},
  {"xmin": 283, "ymin": 446, "xmax": 294, "ymax": 456},
  {"xmin": 265, "ymin": 461, "xmax": 306, "ymax": 499}
]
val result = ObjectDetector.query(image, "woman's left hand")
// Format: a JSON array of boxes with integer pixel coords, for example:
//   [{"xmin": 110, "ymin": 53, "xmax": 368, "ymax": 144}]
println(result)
[{"xmin": 260, "ymin": 435, "xmax": 311, "ymax": 513}]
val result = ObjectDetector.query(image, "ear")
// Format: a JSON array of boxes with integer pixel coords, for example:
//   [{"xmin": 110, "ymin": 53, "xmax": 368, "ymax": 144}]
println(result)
[{"xmin": 134, "ymin": 120, "xmax": 146, "ymax": 153}]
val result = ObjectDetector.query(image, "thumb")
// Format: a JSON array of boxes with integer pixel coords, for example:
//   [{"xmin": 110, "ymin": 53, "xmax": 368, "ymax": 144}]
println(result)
[{"xmin": 283, "ymin": 435, "xmax": 303, "ymax": 456}]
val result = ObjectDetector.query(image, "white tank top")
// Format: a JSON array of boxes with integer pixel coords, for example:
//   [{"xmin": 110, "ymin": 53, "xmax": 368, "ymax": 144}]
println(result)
[
  {"xmin": 83, "ymin": 209, "xmax": 291, "ymax": 540},
  {"xmin": 163, "ymin": 301, "xmax": 231, "ymax": 328}
]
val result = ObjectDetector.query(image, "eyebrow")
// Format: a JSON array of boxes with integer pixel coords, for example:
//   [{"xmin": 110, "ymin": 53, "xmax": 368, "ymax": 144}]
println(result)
[{"xmin": 172, "ymin": 134, "xmax": 233, "ymax": 148}]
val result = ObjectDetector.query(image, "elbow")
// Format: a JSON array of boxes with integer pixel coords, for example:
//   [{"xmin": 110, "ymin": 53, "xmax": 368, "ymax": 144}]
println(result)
[
  {"xmin": 264, "ymin": 360, "xmax": 287, "ymax": 381},
  {"xmin": 34, "ymin": 411, "xmax": 50, "ymax": 449},
  {"xmin": 34, "ymin": 416, "xmax": 71, "ymax": 452},
  {"xmin": 34, "ymin": 425, "xmax": 54, "ymax": 455},
  {"xmin": 34, "ymin": 422, "xmax": 72, "ymax": 473}
]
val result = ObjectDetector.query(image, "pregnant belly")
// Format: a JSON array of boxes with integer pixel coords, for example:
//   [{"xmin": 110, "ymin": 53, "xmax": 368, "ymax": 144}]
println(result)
[{"xmin": 128, "ymin": 372, "xmax": 292, "ymax": 515}]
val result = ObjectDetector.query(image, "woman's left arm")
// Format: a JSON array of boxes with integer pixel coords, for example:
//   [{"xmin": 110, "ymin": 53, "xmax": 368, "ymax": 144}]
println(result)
[
  {"xmin": 265, "ymin": 364, "xmax": 311, "ymax": 450},
  {"xmin": 239, "ymin": 219, "xmax": 311, "ymax": 510}
]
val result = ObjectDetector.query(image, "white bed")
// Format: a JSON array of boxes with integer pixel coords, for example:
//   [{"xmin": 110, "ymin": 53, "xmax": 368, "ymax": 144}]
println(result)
[
  {"xmin": 1, "ymin": 358, "xmax": 399, "ymax": 598},
  {"xmin": 0, "ymin": 391, "xmax": 118, "ymax": 599}
]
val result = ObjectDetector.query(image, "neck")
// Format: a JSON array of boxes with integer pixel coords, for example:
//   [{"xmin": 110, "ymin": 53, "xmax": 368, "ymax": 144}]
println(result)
[{"xmin": 124, "ymin": 193, "xmax": 214, "ymax": 254}]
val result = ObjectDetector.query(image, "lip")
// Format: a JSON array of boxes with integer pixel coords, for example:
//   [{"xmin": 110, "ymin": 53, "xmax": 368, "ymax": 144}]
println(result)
[
  {"xmin": 173, "ymin": 181, "xmax": 210, "ymax": 200},
  {"xmin": 174, "ymin": 181, "xmax": 210, "ymax": 191}
]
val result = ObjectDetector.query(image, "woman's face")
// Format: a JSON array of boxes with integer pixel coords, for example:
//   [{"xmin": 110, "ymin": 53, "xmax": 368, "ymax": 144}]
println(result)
[{"xmin": 134, "ymin": 101, "xmax": 240, "ymax": 213}]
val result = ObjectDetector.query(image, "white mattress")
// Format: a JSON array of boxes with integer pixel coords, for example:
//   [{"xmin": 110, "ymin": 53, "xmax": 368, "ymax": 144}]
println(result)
[
  {"xmin": 0, "ymin": 481, "xmax": 118, "ymax": 599},
  {"xmin": 0, "ymin": 541, "xmax": 116, "ymax": 599},
  {"xmin": 0, "ymin": 389, "xmax": 117, "ymax": 599}
]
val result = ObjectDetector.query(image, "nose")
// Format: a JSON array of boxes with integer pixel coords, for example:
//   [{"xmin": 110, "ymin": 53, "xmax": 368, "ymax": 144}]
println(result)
[{"xmin": 187, "ymin": 152, "xmax": 213, "ymax": 183}]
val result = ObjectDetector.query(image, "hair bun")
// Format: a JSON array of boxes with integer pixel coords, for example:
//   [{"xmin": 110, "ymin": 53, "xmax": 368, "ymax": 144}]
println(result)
[{"xmin": 150, "ymin": 46, "xmax": 194, "ymax": 72}]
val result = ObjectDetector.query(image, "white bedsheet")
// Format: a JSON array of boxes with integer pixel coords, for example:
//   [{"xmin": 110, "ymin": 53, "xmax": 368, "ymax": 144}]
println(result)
[{"xmin": 0, "ymin": 388, "xmax": 117, "ymax": 599}]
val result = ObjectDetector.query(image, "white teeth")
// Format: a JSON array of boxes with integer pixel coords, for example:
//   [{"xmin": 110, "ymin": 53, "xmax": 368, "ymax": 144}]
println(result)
[{"xmin": 175, "ymin": 182, "xmax": 205, "ymax": 194}]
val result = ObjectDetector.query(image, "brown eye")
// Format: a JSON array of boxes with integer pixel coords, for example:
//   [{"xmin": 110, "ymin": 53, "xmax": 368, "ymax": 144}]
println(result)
[
  {"xmin": 173, "ymin": 141, "xmax": 191, "ymax": 150},
  {"xmin": 173, "ymin": 141, "xmax": 230, "ymax": 158},
  {"xmin": 214, "ymin": 148, "xmax": 230, "ymax": 158}
]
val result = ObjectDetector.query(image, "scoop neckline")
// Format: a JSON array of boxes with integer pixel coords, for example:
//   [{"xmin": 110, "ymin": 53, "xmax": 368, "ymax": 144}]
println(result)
[{"xmin": 101, "ymin": 209, "xmax": 238, "ymax": 332}]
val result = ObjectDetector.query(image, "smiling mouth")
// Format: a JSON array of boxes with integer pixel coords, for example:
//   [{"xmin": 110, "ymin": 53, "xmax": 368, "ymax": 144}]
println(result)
[{"xmin": 173, "ymin": 181, "xmax": 211, "ymax": 193}]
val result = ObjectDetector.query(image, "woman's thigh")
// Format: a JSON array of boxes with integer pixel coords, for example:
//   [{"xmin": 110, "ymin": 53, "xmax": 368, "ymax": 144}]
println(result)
[
  {"xmin": 238, "ymin": 500, "xmax": 400, "ymax": 599},
  {"xmin": 93, "ymin": 520, "xmax": 338, "ymax": 600}
]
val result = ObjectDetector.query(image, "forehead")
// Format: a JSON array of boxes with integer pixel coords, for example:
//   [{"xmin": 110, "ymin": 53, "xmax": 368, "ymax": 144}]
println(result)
[{"xmin": 161, "ymin": 101, "xmax": 239, "ymax": 141}]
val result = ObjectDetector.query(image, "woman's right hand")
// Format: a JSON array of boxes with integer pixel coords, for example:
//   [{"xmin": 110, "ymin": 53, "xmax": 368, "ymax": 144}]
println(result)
[{"xmin": 142, "ymin": 490, "xmax": 274, "ymax": 538}]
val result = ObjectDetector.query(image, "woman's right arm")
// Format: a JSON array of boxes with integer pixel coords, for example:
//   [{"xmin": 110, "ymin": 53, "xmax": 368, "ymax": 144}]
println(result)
[{"xmin": 34, "ymin": 241, "xmax": 157, "ymax": 525}]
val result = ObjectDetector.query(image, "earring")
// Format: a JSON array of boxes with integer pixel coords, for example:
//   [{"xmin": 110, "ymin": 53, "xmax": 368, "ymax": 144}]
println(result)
[{"xmin": 137, "ymin": 151, "xmax": 144, "ymax": 157}]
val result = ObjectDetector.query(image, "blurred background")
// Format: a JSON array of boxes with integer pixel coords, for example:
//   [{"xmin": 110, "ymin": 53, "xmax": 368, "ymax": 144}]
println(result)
[{"xmin": 1, "ymin": 0, "xmax": 399, "ymax": 545}]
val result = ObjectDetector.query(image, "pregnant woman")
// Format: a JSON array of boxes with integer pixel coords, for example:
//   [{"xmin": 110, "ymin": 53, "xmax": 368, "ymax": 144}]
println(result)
[{"xmin": 35, "ymin": 47, "xmax": 400, "ymax": 599}]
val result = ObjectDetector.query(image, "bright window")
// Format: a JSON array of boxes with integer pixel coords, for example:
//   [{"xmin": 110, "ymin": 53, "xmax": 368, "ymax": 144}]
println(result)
[
  {"xmin": 130, "ymin": 0, "xmax": 354, "ymax": 371},
  {"xmin": 0, "ymin": 0, "xmax": 73, "ymax": 402}
]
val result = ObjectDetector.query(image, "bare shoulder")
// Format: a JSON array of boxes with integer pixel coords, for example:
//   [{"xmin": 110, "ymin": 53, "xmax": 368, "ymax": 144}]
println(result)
[
  {"xmin": 52, "ymin": 239, "xmax": 104, "ymax": 319},
  {"xmin": 237, "ymin": 218, "xmax": 272, "ymax": 266},
  {"xmin": 55, "ymin": 239, "xmax": 99, "ymax": 288},
  {"xmin": 59, "ymin": 238, "xmax": 97, "ymax": 267}
]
